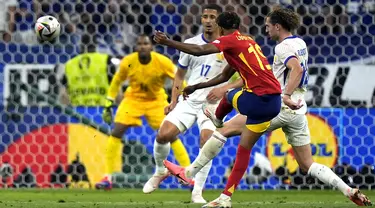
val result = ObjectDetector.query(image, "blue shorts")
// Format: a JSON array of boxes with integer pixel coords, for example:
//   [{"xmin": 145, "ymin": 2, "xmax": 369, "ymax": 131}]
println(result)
[{"xmin": 227, "ymin": 88, "xmax": 281, "ymax": 132}]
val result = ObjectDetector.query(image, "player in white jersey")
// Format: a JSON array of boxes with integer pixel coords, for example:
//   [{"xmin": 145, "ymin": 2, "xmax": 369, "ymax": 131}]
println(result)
[
  {"xmin": 164, "ymin": 7, "xmax": 372, "ymax": 207},
  {"xmin": 143, "ymin": 4, "xmax": 235, "ymax": 203}
]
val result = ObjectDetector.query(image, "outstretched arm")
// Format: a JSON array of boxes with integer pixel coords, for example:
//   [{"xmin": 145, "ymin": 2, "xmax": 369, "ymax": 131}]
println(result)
[
  {"xmin": 196, "ymin": 65, "xmax": 236, "ymax": 89},
  {"xmin": 154, "ymin": 31, "xmax": 220, "ymax": 56},
  {"xmin": 183, "ymin": 65, "xmax": 236, "ymax": 98},
  {"xmin": 206, "ymin": 78, "xmax": 244, "ymax": 102}
]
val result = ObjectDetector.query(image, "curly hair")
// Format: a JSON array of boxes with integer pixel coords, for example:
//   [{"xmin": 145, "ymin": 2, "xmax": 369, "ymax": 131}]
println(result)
[
  {"xmin": 266, "ymin": 7, "xmax": 300, "ymax": 32},
  {"xmin": 217, "ymin": 11, "xmax": 240, "ymax": 30}
]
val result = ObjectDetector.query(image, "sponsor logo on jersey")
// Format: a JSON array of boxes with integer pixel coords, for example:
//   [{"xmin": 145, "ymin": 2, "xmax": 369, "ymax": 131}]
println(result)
[
  {"xmin": 273, "ymin": 55, "xmax": 278, "ymax": 63},
  {"xmin": 216, "ymin": 53, "xmax": 225, "ymax": 63},
  {"xmin": 266, "ymin": 113, "xmax": 338, "ymax": 173}
]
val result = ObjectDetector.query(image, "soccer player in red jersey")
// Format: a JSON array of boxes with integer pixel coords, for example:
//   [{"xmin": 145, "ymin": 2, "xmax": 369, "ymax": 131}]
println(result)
[{"xmin": 154, "ymin": 12, "xmax": 289, "ymax": 207}]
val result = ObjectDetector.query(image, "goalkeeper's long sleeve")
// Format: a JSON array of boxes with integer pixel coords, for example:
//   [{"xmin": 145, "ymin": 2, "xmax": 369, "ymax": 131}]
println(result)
[
  {"xmin": 107, "ymin": 58, "xmax": 129, "ymax": 100},
  {"xmin": 107, "ymin": 74, "xmax": 123, "ymax": 100}
]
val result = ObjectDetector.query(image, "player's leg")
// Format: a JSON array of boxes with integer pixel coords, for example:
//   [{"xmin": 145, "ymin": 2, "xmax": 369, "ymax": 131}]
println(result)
[
  {"xmin": 293, "ymin": 144, "xmax": 371, "ymax": 206},
  {"xmin": 190, "ymin": 113, "xmax": 220, "ymax": 203},
  {"xmin": 203, "ymin": 88, "xmax": 242, "ymax": 128},
  {"xmin": 287, "ymin": 114, "xmax": 372, "ymax": 206},
  {"xmin": 189, "ymin": 128, "xmax": 213, "ymax": 203},
  {"xmin": 166, "ymin": 90, "xmax": 248, "ymax": 183},
  {"xmin": 164, "ymin": 113, "xmax": 247, "ymax": 185},
  {"xmin": 186, "ymin": 114, "xmax": 246, "ymax": 178},
  {"xmin": 96, "ymin": 98, "xmax": 143, "ymax": 190},
  {"xmin": 165, "ymin": 109, "xmax": 285, "ymax": 185},
  {"xmin": 203, "ymin": 92, "xmax": 281, "ymax": 208},
  {"xmin": 203, "ymin": 127, "xmax": 264, "ymax": 208},
  {"xmin": 147, "ymin": 99, "xmax": 191, "ymax": 170},
  {"xmin": 188, "ymin": 89, "xmax": 247, "ymax": 177},
  {"xmin": 143, "ymin": 100, "xmax": 195, "ymax": 194},
  {"xmin": 147, "ymin": 99, "xmax": 190, "ymax": 168}
]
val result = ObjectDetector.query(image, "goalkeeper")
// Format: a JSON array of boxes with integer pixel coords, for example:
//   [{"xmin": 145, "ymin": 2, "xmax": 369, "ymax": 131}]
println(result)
[{"xmin": 95, "ymin": 34, "xmax": 190, "ymax": 190}]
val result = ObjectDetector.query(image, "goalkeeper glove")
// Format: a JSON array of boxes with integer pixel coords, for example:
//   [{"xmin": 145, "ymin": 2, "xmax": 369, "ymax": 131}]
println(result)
[{"xmin": 102, "ymin": 98, "xmax": 114, "ymax": 124}]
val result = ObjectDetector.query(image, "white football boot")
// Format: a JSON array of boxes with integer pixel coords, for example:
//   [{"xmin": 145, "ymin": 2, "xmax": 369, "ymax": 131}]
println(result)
[
  {"xmin": 191, "ymin": 192, "xmax": 207, "ymax": 204},
  {"xmin": 202, "ymin": 103, "xmax": 223, "ymax": 128},
  {"xmin": 202, "ymin": 195, "xmax": 231, "ymax": 208},
  {"xmin": 142, "ymin": 170, "xmax": 169, "ymax": 194}
]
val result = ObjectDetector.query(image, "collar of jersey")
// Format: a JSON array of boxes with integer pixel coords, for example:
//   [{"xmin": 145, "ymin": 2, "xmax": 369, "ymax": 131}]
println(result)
[
  {"xmin": 282, "ymin": 35, "xmax": 299, "ymax": 41},
  {"xmin": 201, "ymin": 34, "xmax": 209, "ymax": 43}
]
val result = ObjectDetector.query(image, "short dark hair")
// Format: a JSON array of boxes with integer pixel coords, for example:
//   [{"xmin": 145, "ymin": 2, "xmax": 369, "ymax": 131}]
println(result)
[
  {"xmin": 217, "ymin": 12, "xmax": 240, "ymax": 30},
  {"xmin": 266, "ymin": 7, "xmax": 300, "ymax": 32},
  {"xmin": 137, "ymin": 34, "xmax": 151, "ymax": 42},
  {"xmin": 203, "ymin": 4, "xmax": 223, "ymax": 13}
]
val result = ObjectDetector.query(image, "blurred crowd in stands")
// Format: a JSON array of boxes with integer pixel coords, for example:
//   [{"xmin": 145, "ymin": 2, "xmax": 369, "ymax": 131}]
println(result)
[{"xmin": 1, "ymin": 0, "xmax": 375, "ymax": 62}]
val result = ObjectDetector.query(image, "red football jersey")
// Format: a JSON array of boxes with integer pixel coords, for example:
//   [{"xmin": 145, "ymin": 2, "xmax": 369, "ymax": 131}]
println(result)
[{"xmin": 211, "ymin": 31, "xmax": 281, "ymax": 96}]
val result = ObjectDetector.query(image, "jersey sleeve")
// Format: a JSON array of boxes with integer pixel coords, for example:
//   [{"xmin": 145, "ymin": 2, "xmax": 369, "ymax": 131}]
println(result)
[
  {"xmin": 177, "ymin": 39, "xmax": 192, "ymax": 70},
  {"xmin": 210, "ymin": 36, "xmax": 231, "ymax": 52},
  {"xmin": 107, "ymin": 57, "xmax": 129, "ymax": 100},
  {"xmin": 161, "ymin": 56, "xmax": 177, "ymax": 79},
  {"xmin": 275, "ymin": 43, "xmax": 298, "ymax": 66},
  {"xmin": 177, "ymin": 51, "xmax": 189, "ymax": 70}
]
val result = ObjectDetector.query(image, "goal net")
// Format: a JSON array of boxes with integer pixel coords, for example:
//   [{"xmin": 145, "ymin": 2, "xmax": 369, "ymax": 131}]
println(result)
[{"xmin": 0, "ymin": 0, "xmax": 374, "ymax": 190}]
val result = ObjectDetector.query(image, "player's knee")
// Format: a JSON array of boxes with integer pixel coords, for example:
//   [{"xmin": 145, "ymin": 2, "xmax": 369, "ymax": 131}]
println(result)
[
  {"xmin": 156, "ymin": 121, "xmax": 180, "ymax": 144},
  {"xmin": 218, "ymin": 125, "xmax": 241, "ymax": 138},
  {"xmin": 111, "ymin": 123, "xmax": 129, "ymax": 138},
  {"xmin": 156, "ymin": 128, "xmax": 175, "ymax": 144}
]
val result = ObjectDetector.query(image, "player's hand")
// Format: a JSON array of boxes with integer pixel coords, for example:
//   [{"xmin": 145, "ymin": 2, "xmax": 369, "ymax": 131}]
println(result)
[
  {"xmin": 102, "ymin": 98, "xmax": 114, "ymax": 124},
  {"xmin": 154, "ymin": 30, "xmax": 169, "ymax": 44},
  {"xmin": 283, "ymin": 95, "xmax": 303, "ymax": 110},
  {"xmin": 207, "ymin": 87, "xmax": 227, "ymax": 103},
  {"xmin": 164, "ymin": 101, "xmax": 177, "ymax": 115},
  {"xmin": 182, "ymin": 85, "xmax": 197, "ymax": 99}
]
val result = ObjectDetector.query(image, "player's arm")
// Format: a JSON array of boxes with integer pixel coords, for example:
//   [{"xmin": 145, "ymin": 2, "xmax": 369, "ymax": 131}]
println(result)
[
  {"xmin": 154, "ymin": 31, "xmax": 220, "ymax": 56},
  {"xmin": 102, "ymin": 58, "xmax": 129, "ymax": 124},
  {"xmin": 160, "ymin": 55, "xmax": 186, "ymax": 104},
  {"xmin": 161, "ymin": 55, "xmax": 187, "ymax": 114},
  {"xmin": 183, "ymin": 65, "xmax": 235, "ymax": 97},
  {"xmin": 107, "ymin": 58, "xmax": 129, "ymax": 101},
  {"xmin": 206, "ymin": 78, "xmax": 244, "ymax": 102},
  {"xmin": 196, "ymin": 65, "xmax": 235, "ymax": 89},
  {"xmin": 284, "ymin": 58, "xmax": 303, "ymax": 96},
  {"xmin": 107, "ymin": 56, "xmax": 123, "ymax": 103},
  {"xmin": 171, "ymin": 68, "xmax": 187, "ymax": 103},
  {"xmin": 224, "ymin": 78, "xmax": 244, "ymax": 91},
  {"xmin": 283, "ymin": 58, "xmax": 304, "ymax": 110}
]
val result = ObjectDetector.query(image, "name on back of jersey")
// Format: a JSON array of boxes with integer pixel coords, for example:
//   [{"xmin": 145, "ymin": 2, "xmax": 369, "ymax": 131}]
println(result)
[{"xmin": 297, "ymin": 48, "xmax": 307, "ymax": 56}]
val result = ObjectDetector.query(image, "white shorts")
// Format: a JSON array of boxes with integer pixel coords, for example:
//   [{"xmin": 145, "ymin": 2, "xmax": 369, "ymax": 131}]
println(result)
[
  {"xmin": 164, "ymin": 100, "xmax": 216, "ymax": 133},
  {"xmin": 267, "ymin": 110, "xmax": 310, "ymax": 147}
]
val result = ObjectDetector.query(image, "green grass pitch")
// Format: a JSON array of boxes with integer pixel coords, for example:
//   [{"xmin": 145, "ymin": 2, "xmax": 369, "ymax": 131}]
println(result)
[{"xmin": 0, "ymin": 189, "xmax": 373, "ymax": 208}]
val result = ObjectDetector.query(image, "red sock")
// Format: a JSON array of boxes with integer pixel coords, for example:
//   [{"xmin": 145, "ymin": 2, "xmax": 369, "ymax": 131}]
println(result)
[
  {"xmin": 215, "ymin": 96, "xmax": 233, "ymax": 120},
  {"xmin": 222, "ymin": 145, "xmax": 251, "ymax": 197}
]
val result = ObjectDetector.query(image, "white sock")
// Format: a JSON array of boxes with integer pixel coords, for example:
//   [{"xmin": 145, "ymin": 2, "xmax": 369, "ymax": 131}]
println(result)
[
  {"xmin": 308, "ymin": 162, "xmax": 351, "ymax": 196},
  {"xmin": 192, "ymin": 157, "xmax": 213, "ymax": 195},
  {"xmin": 220, "ymin": 193, "xmax": 231, "ymax": 199},
  {"xmin": 153, "ymin": 140, "xmax": 170, "ymax": 174},
  {"xmin": 186, "ymin": 131, "xmax": 227, "ymax": 178}
]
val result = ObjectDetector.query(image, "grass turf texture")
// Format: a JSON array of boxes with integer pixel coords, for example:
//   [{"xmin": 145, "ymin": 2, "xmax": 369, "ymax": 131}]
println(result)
[{"xmin": 0, "ymin": 189, "xmax": 373, "ymax": 208}]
